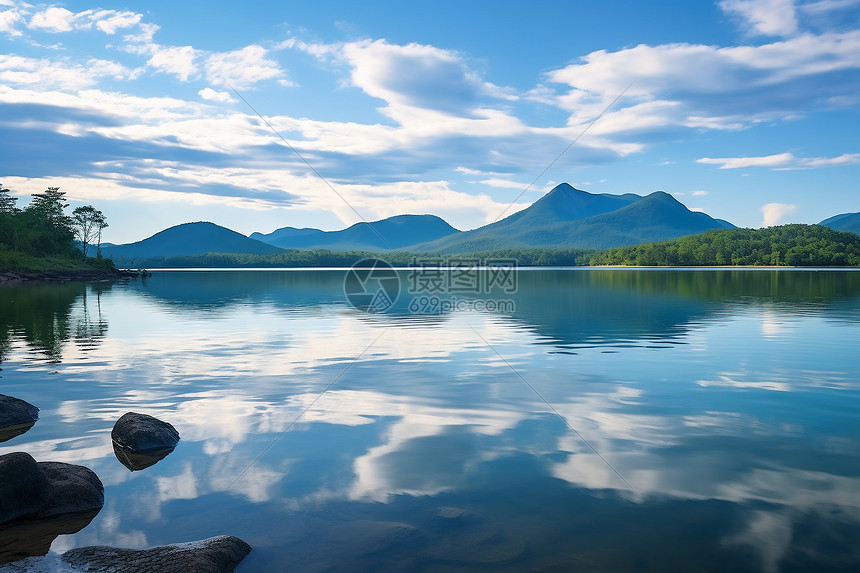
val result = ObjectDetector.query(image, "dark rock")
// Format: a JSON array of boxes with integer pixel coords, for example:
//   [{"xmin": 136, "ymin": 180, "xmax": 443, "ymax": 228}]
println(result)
[
  {"xmin": 35, "ymin": 463, "xmax": 104, "ymax": 519},
  {"xmin": 61, "ymin": 535, "xmax": 252, "ymax": 573},
  {"xmin": 0, "ymin": 453, "xmax": 103, "ymax": 527},
  {"xmin": 112, "ymin": 442, "xmax": 174, "ymax": 472},
  {"xmin": 111, "ymin": 412, "xmax": 180, "ymax": 454},
  {"xmin": 0, "ymin": 454, "xmax": 49, "ymax": 525},
  {"xmin": 0, "ymin": 397, "xmax": 39, "ymax": 443},
  {"xmin": 0, "ymin": 510, "xmax": 99, "ymax": 565}
]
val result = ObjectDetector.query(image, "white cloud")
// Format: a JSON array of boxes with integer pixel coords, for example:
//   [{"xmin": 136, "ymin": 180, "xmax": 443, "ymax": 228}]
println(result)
[
  {"xmin": 697, "ymin": 152, "xmax": 860, "ymax": 169},
  {"xmin": 546, "ymin": 31, "xmax": 860, "ymax": 136},
  {"xmin": 294, "ymin": 38, "xmax": 516, "ymax": 115},
  {"xmin": 343, "ymin": 39, "xmax": 515, "ymax": 112},
  {"xmin": 791, "ymin": 152, "xmax": 860, "ymax": 168},
  {"xmin": 0, "ymin": 55, "xmax": 133, "ymax": 89},
  {"xmin": 205, "ymin": 45, "xmax": 285, "ymax": 89},
  {"xmin": 148, "ymin": 45, "xmax": 200, "ymax": 81},
  {"xmin": 28, "ymin": 6, "xmax": 77, "ymax": 32},
  {"xmin": 122, "ymin": 21, "xmax": 159, "ymax": 46},
  {"xmin": 91, "ymin": 10, "xmax": 142, "ymax": 34},
  {"xmin": 0, "ymin": 6, "xmax": 24, "ymax": 36},
  {"xmin": 697, "ymin": 152, "xmax": 795, "ymax": 169},
  {"xmin": 760, "ymin": 202, "xmax": 798, "ymax": 226},
  {"xmin": 800, "ymin": 0, "xmax": 860, "ymax": 15},
  {"xmin": 692, "ymin": 190, "xmax": 709, "ymax": 196},
  {"xmin": 26, "ymin": 6, "xmax": 144, "ymax": 35},
  {"xmin": 198, "ymin": 87, "xmax": 235, "ymax": 103},
  {"xmin": 719, "ymin": 0, "xmax": 799, "ymax": 36}
]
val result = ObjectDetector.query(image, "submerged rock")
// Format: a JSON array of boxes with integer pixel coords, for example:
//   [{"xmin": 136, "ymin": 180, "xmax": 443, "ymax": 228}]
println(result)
[
  {"xmin": 111, "ymin": 412, "xmax": 180, "ymax": 454},
  {"xmin": 0, "ymin": 396, "xmax": 39, "ymax": 444},
  {"xmin": 61, "ymin": 535, "xmax": 252, "ymax": 573},
  {"xmin": 0, "ymin": 453, "xmax": 103, "ymax": 526},
  {"xmin": 112, "ymin": 442, "xmax": 174, "ymax": 472}
]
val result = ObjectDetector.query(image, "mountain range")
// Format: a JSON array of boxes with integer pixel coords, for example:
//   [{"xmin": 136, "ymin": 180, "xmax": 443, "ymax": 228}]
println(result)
[
  {"xmin": 97, "ymin": 183, "xmax": 858, "ymax": 265},
  {"xmin": 409, "ymin": 184, "xmax": 735, "ymax": 252},
  {"xmin": 250, "ymin": 214, "xmax": 460, "ymax": 251}
]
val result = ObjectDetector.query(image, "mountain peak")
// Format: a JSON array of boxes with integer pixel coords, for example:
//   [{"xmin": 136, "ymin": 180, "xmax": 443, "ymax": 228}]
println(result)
[
  {"xmin": 101, "ymin": 220, "xmax": 283, "ymax": 262},
  {"xmin": 508, "ymin": 183, "xmax": 640, "ymax": 225}
]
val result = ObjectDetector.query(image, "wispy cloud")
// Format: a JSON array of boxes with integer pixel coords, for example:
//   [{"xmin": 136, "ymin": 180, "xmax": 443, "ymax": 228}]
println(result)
[
  {"xmin": 26, "ymin": 6, "xmax": 143, "ymax": 35},
  {"xmin": 0, "ymin": 55, "xmax": 134, "ymax": 89},
  {"xmin": 0, "ymin": 4, "xmax": 24, "ymax": 36},
  {"xmin": 719, "ymin": 0, "xmax": 799, "ymax": 36},
  {"xmin": 204, "ymin": 45, "xmax": 287, "ymax": 89},
  {"xmin": 697, "ymin": 152, "xmax": 860, "ymax": 169},
  {"xmin": 545, "ymin": 30, "xmax": 860, "ymax": 138}
]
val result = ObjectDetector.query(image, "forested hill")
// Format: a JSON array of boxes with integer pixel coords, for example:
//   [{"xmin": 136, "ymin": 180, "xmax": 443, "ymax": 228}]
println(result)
[{"xmin": 590, "ymin": 224, "xmax": 860, "ymax": 267}]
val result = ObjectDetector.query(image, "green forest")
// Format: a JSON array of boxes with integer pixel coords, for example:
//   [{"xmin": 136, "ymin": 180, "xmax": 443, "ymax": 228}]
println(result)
[
  {"xmin": 0, "ymin": 184, "xmax": 113, "ymax": 272},
  {"xmin": 590, "ymin": 224, "xmax": 860, "ymax": 267}
]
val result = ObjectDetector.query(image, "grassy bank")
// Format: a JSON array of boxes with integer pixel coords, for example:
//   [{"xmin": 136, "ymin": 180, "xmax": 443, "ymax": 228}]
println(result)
[{"xmin": 0, "ymin": 249, "xmax": 123, "ymax": 284}]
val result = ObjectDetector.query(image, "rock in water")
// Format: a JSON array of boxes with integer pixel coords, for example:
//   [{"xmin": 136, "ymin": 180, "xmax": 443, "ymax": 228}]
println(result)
[
  {"xmin": 0, "ymin": 396, "xmax": 39, "ymax": 427},
  {"xmin": 35, "ymin": 463, "xmax": 104, "ymax": 519},
  {"xmin": 0, "ymin": 453, "xmax": 103, "ymax": 526},
  {"xmin": 0, "ymin": 453, "xmax": 50, "ymax": 524},
  {"xmin": 0, "ymin": 396, "xmax": 39, "ymax": 443},
  {"xmin": 111, "ymin": 412, "xmax": 180, "ymax": 453},
  {"xmin": 61, "ymin": 535, "xmax": 252, "ymax": 573}
]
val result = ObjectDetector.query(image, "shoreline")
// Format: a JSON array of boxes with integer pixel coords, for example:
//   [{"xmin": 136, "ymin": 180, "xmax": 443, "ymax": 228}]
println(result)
[{"xmin": 0, "ymin": 268, "xmax": 140, "ymax": 285}]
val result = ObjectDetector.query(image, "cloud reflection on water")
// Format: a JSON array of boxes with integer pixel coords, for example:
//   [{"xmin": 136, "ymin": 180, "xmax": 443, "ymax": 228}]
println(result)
[{"xmin": 0, "ymin": 270, "xmax": 858, "ymax": 571}]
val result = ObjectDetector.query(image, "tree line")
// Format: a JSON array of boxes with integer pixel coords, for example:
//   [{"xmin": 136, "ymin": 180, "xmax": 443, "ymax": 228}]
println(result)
[
  {"xmin": 107, "ymin": 247, "xmax": 598, "ymax": 269},
  {"xmin": 0, "ymin": 183, "xmax": 110, "ymax": 267},
  {"xmin": 589, "ymin": 224, "xmax": 860, "ymax": 267},
  {"xmin": 107, "ymin": 225, "xmax": 860, "ymax": 269}
]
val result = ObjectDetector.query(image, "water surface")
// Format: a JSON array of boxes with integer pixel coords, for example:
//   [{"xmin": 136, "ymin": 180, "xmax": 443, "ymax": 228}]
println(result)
[{"xmin": 1, "ymin": 269, "xmax": 858, "ymax": 572}]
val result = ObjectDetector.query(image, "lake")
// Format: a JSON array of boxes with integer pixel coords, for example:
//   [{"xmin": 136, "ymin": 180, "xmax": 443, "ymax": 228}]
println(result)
[{"xmin": 1, "ymin": 268, "xmax": 859, "ymax": 572}]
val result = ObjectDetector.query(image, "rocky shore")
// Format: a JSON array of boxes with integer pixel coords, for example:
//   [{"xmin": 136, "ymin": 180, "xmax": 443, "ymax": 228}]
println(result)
[
  {"xmin": 0, "ymin": 269, "xmax": 143, "ymax": 285},
  {"xmin": 0, "ymin": 395, "xmax": 249, "ymax": 572}
]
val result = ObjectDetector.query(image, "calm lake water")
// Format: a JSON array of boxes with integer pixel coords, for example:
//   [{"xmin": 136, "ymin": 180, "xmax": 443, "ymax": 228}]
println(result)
[{"xmin": 1, "ymin": 269, "xmax": 859, "ymax": 572}]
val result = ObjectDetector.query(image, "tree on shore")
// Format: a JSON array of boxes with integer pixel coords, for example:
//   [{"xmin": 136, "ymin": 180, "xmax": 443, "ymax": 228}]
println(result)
[
  {"xmin": 0, "ymin": 183, "xmax": 20, "ymax": 250},
  {"xmin": 95, "ymin": 210, "xmax": 108, "ymax": 258},
  {"xmin": 0, "ymin": 185, "xmax": 112, "ymax": 270},
  {"xmin": 0, "ymin": 183, "xmax": 18, "ymax": 214},
  {"xmin": 22, "ymin": 187, "xmax": 75, "ymax": 257},
  {"xmin": 72, "ymin": 205, "xmax": 108, "ymax": 257}
]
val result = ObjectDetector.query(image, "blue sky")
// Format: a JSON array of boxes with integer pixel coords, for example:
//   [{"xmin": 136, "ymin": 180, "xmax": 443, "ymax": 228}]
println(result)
[{"xmin": 1, "ymin": 0, "xmax": 859, "ymax": 243}]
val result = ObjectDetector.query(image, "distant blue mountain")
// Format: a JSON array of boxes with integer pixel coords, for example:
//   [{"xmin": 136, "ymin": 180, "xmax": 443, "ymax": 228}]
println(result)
[
  {"xmin": 410, "ymin": 184, "xmax": 735, "ymax": 252},
  {"xmin": 820, "ymin": 212, "xmax": 860, "ymax": 236},
  {"xmin": 251, "ymin": 214, "xmax": 460, "ymax": 251},
  {"xmin": 99, "ymin": 184, "xmax": 741, "ymax": 263},
  {"xmin": 101, "ymin": 221, "xmax": 283, "ymax": 265}
]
